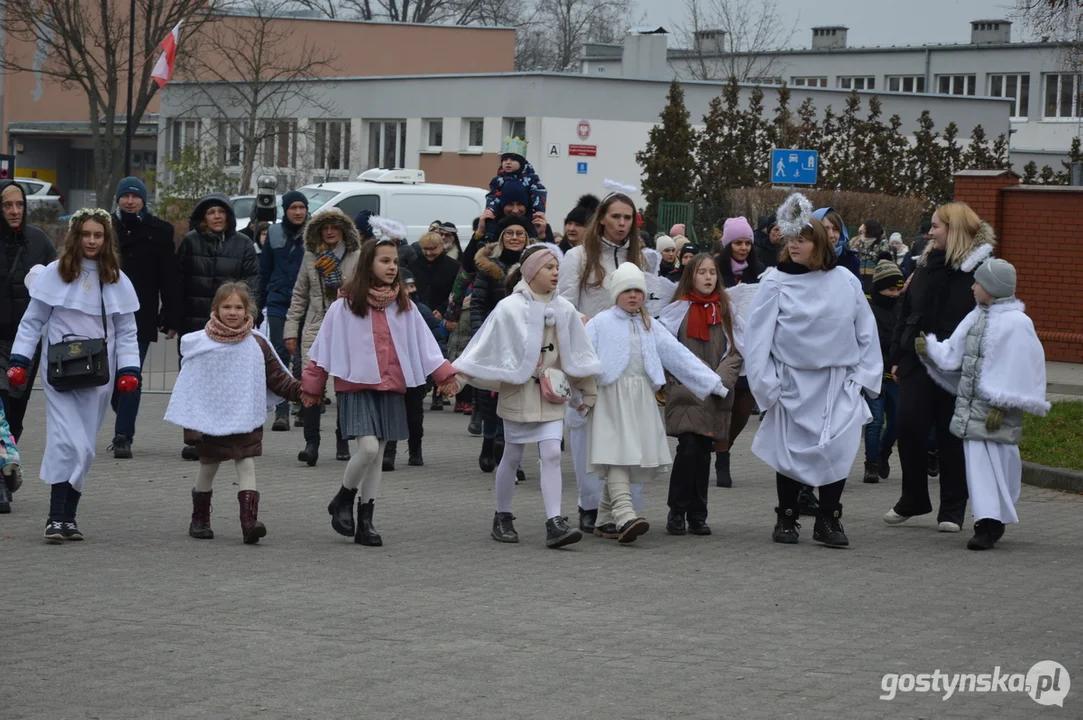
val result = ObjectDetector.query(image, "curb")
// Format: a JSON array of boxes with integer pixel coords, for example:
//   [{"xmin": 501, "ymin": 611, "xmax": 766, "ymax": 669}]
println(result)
[{"xmin": 1022, "ymin": 462, "xmax": 1083, "ymax": 494}]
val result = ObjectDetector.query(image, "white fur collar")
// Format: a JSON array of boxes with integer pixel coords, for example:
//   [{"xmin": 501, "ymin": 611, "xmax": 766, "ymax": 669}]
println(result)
[{"xmin": 960, "ymin": 243, "xmax": 995, "ymax": 273}]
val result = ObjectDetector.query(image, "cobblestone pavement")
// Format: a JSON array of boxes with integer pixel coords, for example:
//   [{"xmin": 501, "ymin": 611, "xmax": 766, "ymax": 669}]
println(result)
[{"xmin": 3, "ymin": 394, "xmax": 1081, "ymax": 720}]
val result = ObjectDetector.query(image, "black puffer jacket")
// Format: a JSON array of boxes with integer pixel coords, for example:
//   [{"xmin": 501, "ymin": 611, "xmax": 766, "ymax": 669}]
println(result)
[
  {"xmin": 176, "ymin": 193, "xmax": 260, "ymax": 335},
  {"xmin": 113, "ymin": 210, "xmax": 183, "ymax": 343},
  {"xmin": 408, "ymin": 251, "xmax": 460, "ymax": 318},
  {"xmin": 0, "ymin": 181, "xmax": 58, "ymax": 342},
  {"xmin": 470, "ymin": 242, "xmax": 522, "ymax": 330}
]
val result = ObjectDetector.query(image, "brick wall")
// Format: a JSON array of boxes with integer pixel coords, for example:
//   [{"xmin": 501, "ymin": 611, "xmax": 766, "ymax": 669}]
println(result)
[{"xmin": 954, "ymin": 171, "xmax": 1083, "ymax": 362}]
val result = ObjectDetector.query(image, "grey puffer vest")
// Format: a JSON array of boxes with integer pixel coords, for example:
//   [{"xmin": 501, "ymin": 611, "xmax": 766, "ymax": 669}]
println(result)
[{"xmin": 949, "ymin": 303, "xmax": 1023, "ymax": 444}]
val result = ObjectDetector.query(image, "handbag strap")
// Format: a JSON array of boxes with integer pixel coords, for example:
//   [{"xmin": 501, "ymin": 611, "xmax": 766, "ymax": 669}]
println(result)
[{"xmin": 99, "ymin": 276, "xmax": 107, "ymax": 338}]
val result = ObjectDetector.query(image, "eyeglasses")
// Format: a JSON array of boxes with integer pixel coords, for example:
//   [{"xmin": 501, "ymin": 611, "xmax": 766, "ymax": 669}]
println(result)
[{"xmin": 503, "ymin": 230, "xmax": 528, "ymax": 239}]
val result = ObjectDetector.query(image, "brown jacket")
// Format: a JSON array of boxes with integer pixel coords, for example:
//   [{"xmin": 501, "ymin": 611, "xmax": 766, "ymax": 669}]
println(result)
[
  {"xmin": 664, "ymin": 317, "xmax": 743, "ymax": 440},
  {"xmin": 185, "ymin": 334, "xmax": 303, "ymax": 463}
]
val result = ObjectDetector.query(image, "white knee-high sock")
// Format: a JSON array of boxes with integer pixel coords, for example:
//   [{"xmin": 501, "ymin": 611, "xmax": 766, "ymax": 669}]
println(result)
[
  {"xmin": 195, "ymin": 462, "xmax": 219, "ymax": 492},
  {"xmin": 607, "ymin": 466, "xmax": 636, "ymax": 527},
  {"xmin": 235, "ymin": 458, "xmax": 257, "ymax": 492},
  {"xmin": 343, "ymin": 436, "xmax": 381, "ymax": 491},
  {"xmin": 538, "ymin": 439, "xmax": 563, "ymax": 520},
  {"xmin": 360, "ymin": 440, "xmax": 388, "ymax": 503},
  {"xmin": 495, "ymin": 441, "xmax": 526, "ymax": 513}
]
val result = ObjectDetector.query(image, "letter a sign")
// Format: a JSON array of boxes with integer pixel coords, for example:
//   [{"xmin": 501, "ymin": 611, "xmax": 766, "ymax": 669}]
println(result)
[{"xmin": 547, "ymin": 143, "xmax": 561, "ymax": 158}]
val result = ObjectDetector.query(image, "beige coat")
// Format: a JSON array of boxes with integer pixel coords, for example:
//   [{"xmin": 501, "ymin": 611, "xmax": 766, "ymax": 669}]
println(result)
[
  {"xmin": 284, "ymin": 208, "xmax": 362, "ymax": 363},
  {"xmin": 664, "ymin": 316, "xmax": 742, "ymax": 440}
]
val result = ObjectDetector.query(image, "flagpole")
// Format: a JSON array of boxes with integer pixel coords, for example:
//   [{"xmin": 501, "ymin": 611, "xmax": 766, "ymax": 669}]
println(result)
[{"xmin": 124, "ymin": 0, "xmax": 136, "ymax": 178}]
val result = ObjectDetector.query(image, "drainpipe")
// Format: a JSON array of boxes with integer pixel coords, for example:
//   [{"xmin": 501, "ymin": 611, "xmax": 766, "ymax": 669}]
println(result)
[{"xmin": 924, "ymin": 47, "xmax": 931, "ymax": 93}]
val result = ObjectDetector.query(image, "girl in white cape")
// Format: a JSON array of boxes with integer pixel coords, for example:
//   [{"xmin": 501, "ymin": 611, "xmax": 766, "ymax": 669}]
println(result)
[
  {"xmin": 306, "ymin": 234, "xmax": 459, "ymax": 548},
  {"xmin": 918, "ymin": 259, "xmax": 1048, "ymax": 550},
  {"xmin": 585, "ymin": 262, "xmax": 727, "ymax": 544},
  {"xmin": 7, "ymin": 208, "xmax": 140, "ymax": 542},
  {"xmin": 165, "ymin": 282, "xmax": 307, "ymax": 544},
  {"xmin": 744, "ymin": 198, "xmax": 882, "ymax": 548},
  {"xmin": 455, "ymin": 244, "xmax": 602, "ymax": 548}
]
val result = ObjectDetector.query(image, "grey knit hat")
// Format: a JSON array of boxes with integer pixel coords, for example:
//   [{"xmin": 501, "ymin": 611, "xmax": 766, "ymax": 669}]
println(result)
[{"xmin": 974, "ymin": 258, "xmax": 1016, "ymax": 299}]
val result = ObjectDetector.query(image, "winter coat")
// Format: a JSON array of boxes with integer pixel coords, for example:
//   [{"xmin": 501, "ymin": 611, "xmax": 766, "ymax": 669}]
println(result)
[
  {"xmin": 946, "ymin": 307, "xmax": 1024, "ymax": 444},
  {"xmin": 664, "ymin": 316, "xmax": 742, "ymax": 440},
  {"xmin": 183, "ymin": 334, "xmax": 302, "ymax": 462},
  {"xmin": 890, "ymin": 238, "xmax": 994, "ymax": 380},
  {"xmin": 284, "ymin": 208, "xmax": 362, "ymax": 364},
  {"xmin": 868, "ymin": 293, "xmax": 899, "ymax": 367},
  {"xmin": 177, "ymin": 194, "xmax": 261, "ymax": 335},
  {"xmin": 408, "ymin": 251, "xmax": 460, "ymax": 318},
  {"xmin": 112, "ymin": 211, "xmax": 183, "ymax": 343},
  {"xmin": 752, "ymin": 233, "xmax": 781, "ymax": 269},
  {"xmin": 258, "ymin": 220, "xmax": 307, "ymax": 318},
  {"xmin": 487, "ymin": 162, "xmax": 547, "ymax": 215},
  {"xmin": 558, "ymin": 238, "xmax": 640, "ymax": 319},
  {"xmin": 0, "ymin": 181, "xmax": 57, "ymax": 342},
  {"xmin": 470, "ymin": 242, "xmax": 521, "ymax": 330}
]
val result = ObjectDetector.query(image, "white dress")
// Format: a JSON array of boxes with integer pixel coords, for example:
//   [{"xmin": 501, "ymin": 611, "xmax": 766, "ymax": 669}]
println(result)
[
  {"xmin": 13, "ymin": 260, "xmax": 140, "ymax": 491},
  {"xmin": 587, "ymin": 325, "xmax": 671, "ymax": 482}
]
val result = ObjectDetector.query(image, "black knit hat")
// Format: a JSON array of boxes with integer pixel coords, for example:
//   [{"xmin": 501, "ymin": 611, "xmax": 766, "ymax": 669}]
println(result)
[
  {"xmin": 564, "ymin": 194, "xmax": 601, "ymax": 227},
  {"xmin": 497, "ymin": 214, "xmax": 531, "ymax": 240}
]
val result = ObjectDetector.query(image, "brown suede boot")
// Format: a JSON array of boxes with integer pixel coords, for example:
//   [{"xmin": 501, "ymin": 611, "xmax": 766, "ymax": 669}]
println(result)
[
  {"xmin": 237, "ymin": 490, "xmax": 266, "ymax": 544},
  {"xmin": 189, "ymin": 489, "xmax": 214, "ymax": 539}
]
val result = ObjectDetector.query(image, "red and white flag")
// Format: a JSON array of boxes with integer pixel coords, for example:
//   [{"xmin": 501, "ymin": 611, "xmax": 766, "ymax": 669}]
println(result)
[{"xmin": 151, "ymin": 20, "xmax": 183, "ymax": 88}]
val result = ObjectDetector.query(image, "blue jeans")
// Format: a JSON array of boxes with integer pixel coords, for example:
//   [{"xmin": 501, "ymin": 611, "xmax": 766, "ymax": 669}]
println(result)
[
  {"xmin": 112, "ymin": 340, "xmax": 151, "ymax": 439},
  {"xmin": 864, "ymin": 378, "xmax": 899, "ymax": 461},
  {"xmin": 267, "ymin": 314, "xmax": 295, "ymax": 419}
]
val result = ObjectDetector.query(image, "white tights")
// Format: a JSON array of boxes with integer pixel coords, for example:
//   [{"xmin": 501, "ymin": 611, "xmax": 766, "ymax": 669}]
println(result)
[
  {"xmin": 495, "ymin": 439, "xmax": 563, "ymax": 520},
  {"xmin": 342, "ymin": 436, "xmax": 388, "ymax": 502},
  {"xmin": 195, "ymin": 458, "xmax": 256, "ymax": 492}
]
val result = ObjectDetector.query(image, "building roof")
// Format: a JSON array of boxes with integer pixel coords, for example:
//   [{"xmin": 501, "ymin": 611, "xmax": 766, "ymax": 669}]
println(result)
[{"xmin": 8, "ymin": 118, "xmax": 159, "ymax": 137}]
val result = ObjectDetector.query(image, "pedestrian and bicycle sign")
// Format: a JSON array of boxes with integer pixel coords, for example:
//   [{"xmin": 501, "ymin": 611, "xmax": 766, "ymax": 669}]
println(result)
[{"xmin": 772, "ymin": 149, "xmax": 818, "ymax": 185}]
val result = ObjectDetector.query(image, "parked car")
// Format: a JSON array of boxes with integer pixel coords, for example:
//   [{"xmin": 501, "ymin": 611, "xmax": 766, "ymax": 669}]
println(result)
[
  {"xmin": 18, "ymin": 178, "xmax": 66, "ymax": 214},
  {"xmin": 298, "ymin": 169, "xmax": 486, "ymax": 242}
]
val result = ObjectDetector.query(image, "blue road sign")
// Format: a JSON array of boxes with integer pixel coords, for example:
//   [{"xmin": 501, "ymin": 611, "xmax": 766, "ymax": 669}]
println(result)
[
  {"xmin": 771, "ymin": 149, "xmax": 818, "ymax": 185},
  {"xmin": 577, "ymin": 162, "xmax": 588, "ymax": 174}
]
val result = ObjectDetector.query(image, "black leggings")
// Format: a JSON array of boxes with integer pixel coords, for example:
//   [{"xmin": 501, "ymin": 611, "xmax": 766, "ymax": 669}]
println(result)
[{"xmin": 777, "ymin": 473, "xmax": 845, "ymax": 515}]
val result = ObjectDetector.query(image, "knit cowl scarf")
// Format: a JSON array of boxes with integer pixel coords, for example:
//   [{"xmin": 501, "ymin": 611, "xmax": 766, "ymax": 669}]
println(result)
[
  {"xmin": 368, "ymin": 283, "xmax": 399, "ymax": 310},
  {"xmin": 206, "ymin": 312, "xmax": 253, "ymax": 343},
  {"xmin": 314, "ymin": 246, "xmax": 344, "ymax": 291},
  {"xmin": 684, "ymin": 291, "xmax": 722, "ymax": 341}
]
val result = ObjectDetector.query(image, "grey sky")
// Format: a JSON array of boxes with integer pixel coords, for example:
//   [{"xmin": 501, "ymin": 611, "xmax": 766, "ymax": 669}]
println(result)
[{"xmin": 629, "ymin": 0, "xmax": 1027, "ymax": 48}]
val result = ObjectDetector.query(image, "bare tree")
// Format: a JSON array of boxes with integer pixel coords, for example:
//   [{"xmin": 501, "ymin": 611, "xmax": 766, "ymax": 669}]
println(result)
[
  {"xmin": 177, "ymin": 0, "xmax": 339, "ymax": 191},
  {"xmin": 513, "ymin": 0, "xmax": 632, "ymax": 71},
  {"xmin": 0, "ymin": 0, "xmax": 220, "ymax": 208},
  {"xmin": 674, "ymin": 0, "xmax": 798, "ymax": 81},
  {"xmin": 296, "ymin": 0, "xmax": 498, "ymax": 22}
]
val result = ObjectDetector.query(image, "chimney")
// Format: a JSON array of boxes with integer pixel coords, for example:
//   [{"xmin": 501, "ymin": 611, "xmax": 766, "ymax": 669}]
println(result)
[
  {"xmin": 621, "ymin": 27, "xmax": 669, "ymax": 79},
  {"xmin": 811, "ymin": 26, "xmax": 847, "ymax": 50},
  {"xmin": 971, "ymin": 19, "xmax": 1012, "ymax": 44},
  {"xmin": 694, "ymin": 29, "xmax": 725, "ymax": 55}
]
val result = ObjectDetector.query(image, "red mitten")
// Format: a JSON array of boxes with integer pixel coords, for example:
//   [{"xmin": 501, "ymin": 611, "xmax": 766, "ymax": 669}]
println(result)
[
  {"xmin": 6, "ymin": 366, "xmax": 26, "ymax": 387},
  {"xmin": 116, "ymin": 375, "xmax": 139, "ymax": 393}
]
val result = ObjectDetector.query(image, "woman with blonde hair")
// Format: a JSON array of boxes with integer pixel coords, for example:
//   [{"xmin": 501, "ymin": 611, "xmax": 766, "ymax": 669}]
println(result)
[{"xmin": 884, "ymin": 202, "xmax": 995, "ymax": 533}]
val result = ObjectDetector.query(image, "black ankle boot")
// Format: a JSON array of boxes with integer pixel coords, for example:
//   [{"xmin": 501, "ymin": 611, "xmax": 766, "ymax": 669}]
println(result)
[
  {"xmin": 772, "ymin": 507, "xmax": 800, "ymax": 544},
  {"xmin": 687, "ymin": 514, "xmax": 711, "ymax": 536},
  {"xmin": 479, "ymin": 436, "xmax": 496, "ymax": 473},
  {"xmin": 862, "ymin": 460, "xmax": 879, "ymax": 484},
  {"xmin": 545, "ymin": 516, "xmax": 582, "ymax": 548},
  {"xmin": 408, "ymin": 441, "xmax": 424, "ymax": 467},
  {"xmin": 298, "ymin": 442, "xmax": 319, "ymax": 467},
  {"xmin": 491, "ymin": 511, "xmax": 518, "ymax": 543},
  {"xmin": 813, "ymin": 508, "xmax": 849, "ymax": 547},
  {"xmin": 355, "ymin": 499, "xmax": 382, "ymax": 546},
  {"xmin": 666, "ymin": 509, "xmax": 687, "ymax": 535},
  {"xmin": 467, "ymin": 412, "xmax": 483, "ymax": 436},
  {"xmin": 383, "ymin": 442, "xmax": 396, "ymax": 472},
  {"xmin": 798, "ymin": 485, "xmax": 819, "ymax": 515},
  {"xmin": 927, "ymin": 451, "xmax": 940, "ymax": 478},
  {"xmin": 967, "ymin": 519, "xmax": 1001, "ymax": 550},
  {"xmin": 715, "ymin": 451, "xmax": 732, "ymax": 488},
  {"xmin": 328, "ymin": 486, "xmax": 358, "ymax": 537},
  {"xmin": 877, "ymin": 450, "xmax": 891, "ymax": 480},
  {"xmin": 336, "ymin": 438, "xmax": 351, "ymax": 461},
  {"xmin": 578, "ymin": 507, "xmax": 597, "ymax": 533}
]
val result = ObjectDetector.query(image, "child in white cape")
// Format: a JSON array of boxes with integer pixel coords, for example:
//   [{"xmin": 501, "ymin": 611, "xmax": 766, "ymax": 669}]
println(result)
[
  {"xmin": 585, "ymin": 262, "xmax": 728, "ymax": 544},
  {"xmin": 455, "ymin": 244, "xmax": 602, "ymax": 548},
  {"xmin": 918, "ymin": 259, "xmax": 1048, "ymax": 550}
]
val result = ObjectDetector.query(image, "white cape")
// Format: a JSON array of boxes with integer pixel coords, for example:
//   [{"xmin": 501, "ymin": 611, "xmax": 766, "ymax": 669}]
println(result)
[{"xmin": 165, "ymin": 329, "xmax": 288, "ymax": 435}]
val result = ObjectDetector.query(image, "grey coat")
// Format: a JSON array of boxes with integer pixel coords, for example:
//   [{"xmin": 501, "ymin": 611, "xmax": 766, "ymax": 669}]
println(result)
[{"xmin": 948, "ymin": 307, "xmax": 1023, "ymax": 444}]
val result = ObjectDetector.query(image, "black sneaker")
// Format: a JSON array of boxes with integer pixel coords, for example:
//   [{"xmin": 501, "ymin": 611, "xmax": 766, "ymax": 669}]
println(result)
[
  {"xmin": 272, "ymin": 416, "xmax": 290, "ymax": 432},
  {"xmin": 545, "ymin": 516, "xmax": 583, "ymax": 548},
  {"xmin": 593, "ymin": 523, "xmax": 619, "ymax": 539},
  {"xmin": 515, "ymin": 466, "xmax": 525, "ymax": 483},
  {"xmin": 666, "ymin": 510, "xmax": 687, "ymax": 536},
  {"xmin": 61, "ymin": 521, "xmax": 84, "ymax": 541},
  {"xmin": 44, "ymin": 520, "xmax": 65, "ymax": 543},
  {"xmin": 687, "ymin": 516, "xmax": 712, "ymax": 536},
  {"xmin": 772, "ymin": 507, "xmax": 800, "ymax": 544},
  {"xmin": 878, "ymin": 452, "xmax": 891, "ymax": 480},
  {"xmin": 617, "ymin": 517, "xmax": 650, "ymax": 544},
  {"xmin": 408, "ymin": 448, "xmax": 424, "ymax": 466},
  {"xmin": 491, "ymin": 512, "xmax": 518, "ymax": 543},
  {"xmin": 967, "ymin": 519, "xmax": 1002, "ymax": 551},
  {"xmin": 927, "ymin": 451, "xmax": 940, "ymax": 478},
  {"xmin": 110, "ymin": 435, "xmax": 133, "ymax": 459},
  {"xmin": 813, "ymin": 510, "xmax": 849, "ymax": 548}
]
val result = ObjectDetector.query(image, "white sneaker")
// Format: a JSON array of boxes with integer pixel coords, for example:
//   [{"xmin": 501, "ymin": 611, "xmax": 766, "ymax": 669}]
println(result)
[
  {"xmin": 883, "ymin": 509, "xmax": 910, "ymax": 525},
  {"xmin": 938, "ymin": 521, "xmax": 962, "ymax": 533}
]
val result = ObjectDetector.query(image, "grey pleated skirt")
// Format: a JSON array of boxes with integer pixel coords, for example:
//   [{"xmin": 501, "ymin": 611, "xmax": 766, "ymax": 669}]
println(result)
[{"xmin": 337, "ymin": 390, "xmax": 409, "ymax": 441}]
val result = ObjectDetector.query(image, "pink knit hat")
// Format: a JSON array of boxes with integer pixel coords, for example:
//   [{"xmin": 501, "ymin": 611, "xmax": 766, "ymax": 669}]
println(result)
[
  {"xmin": 669, "ymin": 223, "xmax": 686, "ymax": 237},
  {"xmin": 721, "ymin": 217, "xmax": 754, "ymax": 248}
]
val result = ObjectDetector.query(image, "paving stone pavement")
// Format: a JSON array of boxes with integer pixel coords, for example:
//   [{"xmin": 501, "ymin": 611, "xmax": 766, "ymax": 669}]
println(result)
[{"xmin": 3, "ymin": 394, "xmax": 1081, "ymax": 720}]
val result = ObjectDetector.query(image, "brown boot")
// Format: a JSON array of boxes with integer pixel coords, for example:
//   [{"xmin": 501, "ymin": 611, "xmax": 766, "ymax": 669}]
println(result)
[
  {"xmin": 237, "ymin": 490, "xmax": 266, "ymax": 544},
  {"xmin": 189, "ymin": 489, "xmax": 214, "ymax": 539}
]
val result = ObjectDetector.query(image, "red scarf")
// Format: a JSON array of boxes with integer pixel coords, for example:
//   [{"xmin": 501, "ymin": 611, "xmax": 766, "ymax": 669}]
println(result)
[{"xmin": 684, "ymin": 291, "xmax": 722, "ymax": 341}]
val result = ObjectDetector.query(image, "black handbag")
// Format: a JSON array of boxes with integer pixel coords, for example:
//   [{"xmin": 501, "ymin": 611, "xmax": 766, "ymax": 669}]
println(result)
[{"xmin": 46, "ymin": 277, "xmax": 110, "ymax": 392}]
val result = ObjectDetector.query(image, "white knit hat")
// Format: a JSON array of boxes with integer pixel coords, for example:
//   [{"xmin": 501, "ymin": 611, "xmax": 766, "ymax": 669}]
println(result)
[
  {"xmin": 655, "ymin": 235, "xmax": 676, "ymax": 253},
  {"xmin": 609, "ymin": 262, "xmax": 647, "ymax": 303}
]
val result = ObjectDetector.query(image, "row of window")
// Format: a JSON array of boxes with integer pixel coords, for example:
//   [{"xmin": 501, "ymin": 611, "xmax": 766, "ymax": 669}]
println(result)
[{"xmin": 785, "ymin": 73, "xmax": 1079, "ymax": 120}]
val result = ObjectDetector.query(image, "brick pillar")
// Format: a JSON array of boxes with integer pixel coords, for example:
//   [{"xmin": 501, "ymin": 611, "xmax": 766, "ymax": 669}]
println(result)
[{"xmin": 953, "ymin": 169, "xmax": 1020, "ymax": 237}]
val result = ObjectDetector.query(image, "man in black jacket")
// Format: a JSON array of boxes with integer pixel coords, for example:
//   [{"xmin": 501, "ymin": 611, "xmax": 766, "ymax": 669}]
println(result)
[
  {"xmin": 109, "ymin": 177, "xmax": 183, "ymax": 459},
  {"xmin": 752, "ymin": 214, "xmax": 782, "ymax": 268},
  {"xmin": 176, "ymin": 193, "xmax": 260, "ymax": 459}
]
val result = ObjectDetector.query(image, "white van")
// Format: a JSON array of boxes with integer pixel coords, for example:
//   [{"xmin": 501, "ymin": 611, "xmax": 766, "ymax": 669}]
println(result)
[{"xmin": 299, "ymin": 169, "xmax": 487, "ymax": 242}]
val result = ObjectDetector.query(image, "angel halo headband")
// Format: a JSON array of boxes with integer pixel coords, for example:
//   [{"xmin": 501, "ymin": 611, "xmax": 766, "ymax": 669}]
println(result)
[
  {"xmin": 367, "ymin": 215, "xmax": 408, "ymax": 243},
  {"xmin": 775, "ymin": 192, "xmax": 814, "ymax": 238},
  {"xmin": 68, "ymin": 207, "xmax": 113, "ymax": 229},
  {"xmin": 603, "ymin": 178, "xmax": 639, "ymax": 198}
]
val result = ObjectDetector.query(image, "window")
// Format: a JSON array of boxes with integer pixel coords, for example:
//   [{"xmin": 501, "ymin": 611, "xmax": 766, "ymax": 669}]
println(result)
[
  {"xmin": 261, "ymin": 120, "xmax": 296, "ymax": 168},
  {"xmin": 314, "ymin": 120, "xmax": 351, "ymax": 170},
  {"xmin": 791, "ymin": 77, "xmax": 827, "ymax": 87},
  {"xmin": 217, "ymin": 121, "xmax": 243, "ymax": 167},
  {"xmin": 989, "ymin": 74, "xmax": 1030, "ymax": 118},
  {"xmin": 425, "ymin": 119, "xmax": 443, "ymax": 150},
  {"xmin": 333, "ymin": 194, "xmax": 380, "ymax": 219},
  {"xmin": 887, "ymin": 75, "xmax": 925, "ymax": 93},
  {"xmin": 936, "ymin": 74, "xmax": 976, "ymax": 96},
  {"xmin": 170, "ymin": 119, "xmax": 198, "ymax": 160},
  {"xmin": 1043, "ymin": 73, "xmax": 1081, "ymax": 118},
  {"xmin": 367, "ymin": 120, "xmax": 407, "ymax": 168},
  {"xmin": 464, "ymin": 118, "xmax": 484, "ymax": 150},
  {"xmin": 596, "ymin": 65, "xmax": 606, "ymax": 73},
  {"xmin": 838, "ymin": 76, "xmax": 874, "ymax": 90},
  {"xmin": 504, "ymin": 117, "xmax": 526, "ymax": 140},
  {"xmin": 748, "ymin": 76, "xmax": 783, "ymax": 85}
]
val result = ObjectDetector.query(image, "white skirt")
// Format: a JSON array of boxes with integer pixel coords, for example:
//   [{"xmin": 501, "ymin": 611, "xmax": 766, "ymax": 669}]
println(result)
[
  {"xmin": 503, "ymin": 418, "xmax": 563, "ymax": 445},
  {"xmin": 964, "ymin": 440, "xmax": 1021, "ymax": 524},
  {"xmin": 587, "ymin": 372, "xmax": 670, "ymax": 483}
]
